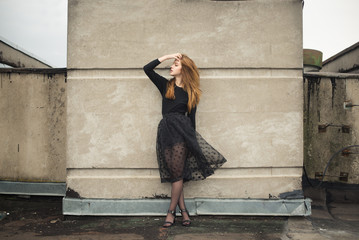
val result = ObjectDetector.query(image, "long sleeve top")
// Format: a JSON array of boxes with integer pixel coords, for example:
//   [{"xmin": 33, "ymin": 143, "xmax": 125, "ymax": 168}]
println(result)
[{"xmin": 143, "ymin": 59, "xmax": 197, "ymax": 130}]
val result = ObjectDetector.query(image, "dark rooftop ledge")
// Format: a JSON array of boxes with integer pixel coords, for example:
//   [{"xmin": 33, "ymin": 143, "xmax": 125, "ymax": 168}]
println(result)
[
  {"xmin": 0, "ymin": 68, "xmax": 66, "ymax": 74},
  {"xmin": 304, "ymin": 71, "xmax": 359, "ymax": 79}
]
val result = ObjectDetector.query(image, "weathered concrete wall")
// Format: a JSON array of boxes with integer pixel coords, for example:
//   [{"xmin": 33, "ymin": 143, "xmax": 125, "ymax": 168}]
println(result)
[
  {"xmin": 68, "ymin": 0, "xmax": 302, "ymax": 69},
  {"xmin": 0, "ymin": 40, "xmax": 51, "ymax": 68},
  {"xmin": 304, "ymin": 73, "xmax": 359, "ymax": 184},
  {"xmin": 0, "ymin": 69, "xmax": 66, "ymax": 182},
  {"xmin": 322, "ymin": 42, "xmax": 359, "ymax": 73},
  {"xmin": 67, "ymin": 0, "xmax": 303, "ymax": 199}
]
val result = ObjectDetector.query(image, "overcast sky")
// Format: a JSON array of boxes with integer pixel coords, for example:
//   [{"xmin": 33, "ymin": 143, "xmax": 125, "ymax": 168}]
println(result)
[
  {"xmin": 0, "ymin": 0, "xmax": 67, "ymax": 67},
  {"xmin": 0, "ymin": 0, "xmax": 358, "ymax": 68}
]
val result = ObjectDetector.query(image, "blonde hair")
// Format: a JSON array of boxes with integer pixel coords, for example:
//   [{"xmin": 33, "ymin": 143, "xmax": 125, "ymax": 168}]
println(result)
[{"xmin": 165, "ymin": 54, "xmax": 201, "ymax": 113}]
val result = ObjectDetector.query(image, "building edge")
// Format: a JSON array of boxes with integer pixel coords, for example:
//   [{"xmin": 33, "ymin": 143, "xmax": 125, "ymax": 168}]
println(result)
[{"xmin": 62, "ymin": 197, "xmax": 311, "ymax": 216}]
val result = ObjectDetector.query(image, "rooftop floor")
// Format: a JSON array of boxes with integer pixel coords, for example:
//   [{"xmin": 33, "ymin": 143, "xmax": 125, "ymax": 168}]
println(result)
[{"xmin": 1, "ymin": 193, "xmax": 358, "ymax": 240}]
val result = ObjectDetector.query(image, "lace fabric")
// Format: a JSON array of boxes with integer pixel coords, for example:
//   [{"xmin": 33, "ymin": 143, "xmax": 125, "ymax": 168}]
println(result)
[{"xmin": 156, "ymin": 113, "xmax": 227, "ymax": 183}]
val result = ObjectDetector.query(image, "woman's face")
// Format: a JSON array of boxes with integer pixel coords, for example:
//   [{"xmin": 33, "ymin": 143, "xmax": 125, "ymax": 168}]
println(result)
[{"xmin": 170, "ymin": 59, "xmax": 182, "ymax": 77}]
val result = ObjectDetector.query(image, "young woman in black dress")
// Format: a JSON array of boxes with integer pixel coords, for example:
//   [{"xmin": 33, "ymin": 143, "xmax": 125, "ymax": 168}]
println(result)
[{"xmin": 144, "ymin": 53, "xmax": 226, "ymax": 227}]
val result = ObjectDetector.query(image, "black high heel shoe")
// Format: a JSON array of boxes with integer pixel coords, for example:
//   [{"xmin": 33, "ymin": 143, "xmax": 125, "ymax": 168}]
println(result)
[
  {"xmin": 179, "ymin": 209, "xmax": 191, "ymax": 227},
  {"xmin": 163, "ymin": 210, "xmax": 176, "ymax": 228}
]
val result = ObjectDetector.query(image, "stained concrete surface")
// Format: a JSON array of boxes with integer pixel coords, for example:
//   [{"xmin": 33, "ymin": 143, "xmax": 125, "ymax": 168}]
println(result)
[
  {"xmin": 66, "ymin": 0, "xmax": 304, "ymax": 201},
  {"xmin": 0, "ymin": 195, "xmax": 359, "ymax": 240}
]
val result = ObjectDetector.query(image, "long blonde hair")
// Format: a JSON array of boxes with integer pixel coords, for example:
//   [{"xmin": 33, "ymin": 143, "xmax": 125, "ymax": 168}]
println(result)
[{"xmin": 165, "ymin": 54, "xmax": 201, "ymax": 113}]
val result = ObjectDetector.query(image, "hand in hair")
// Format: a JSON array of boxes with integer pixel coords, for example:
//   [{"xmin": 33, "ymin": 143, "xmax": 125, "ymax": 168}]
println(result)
[{"xmin": 158, "ymin": 53, "xmax": 182, "ymax": 63}]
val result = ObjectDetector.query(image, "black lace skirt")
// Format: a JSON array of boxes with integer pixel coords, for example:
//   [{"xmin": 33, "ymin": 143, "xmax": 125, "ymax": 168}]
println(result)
[{"xmin": 156, "ymin": 113, "xmax": 227, "ymax": 183}]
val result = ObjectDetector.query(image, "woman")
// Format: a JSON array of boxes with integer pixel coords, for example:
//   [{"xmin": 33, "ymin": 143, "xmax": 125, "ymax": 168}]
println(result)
[{"xmin": 143, "ymin": 53, "xmax": 226, "ymax": 228}]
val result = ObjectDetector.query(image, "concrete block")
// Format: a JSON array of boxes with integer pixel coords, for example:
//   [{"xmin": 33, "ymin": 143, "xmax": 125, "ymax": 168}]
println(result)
[
  {"xmin": 0, "ymin": 72, "xmax": 66, "ymax": 182},
  {"xmin": 67, "ymin": 0, "xmax": 303, "ymax": 68},
  {"xmin": 66, "ymin": 169, "xmax": 302, "ymax": 199}
]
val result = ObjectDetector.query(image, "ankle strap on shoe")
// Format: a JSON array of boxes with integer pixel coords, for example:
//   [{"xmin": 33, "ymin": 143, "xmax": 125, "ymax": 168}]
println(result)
[{"xmin": 167, "ymin": 210, "xmax": 176, "ymax": 215}]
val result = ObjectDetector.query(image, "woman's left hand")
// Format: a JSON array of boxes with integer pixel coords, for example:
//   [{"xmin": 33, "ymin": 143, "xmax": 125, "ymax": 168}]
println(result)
[
  {"xmin": 172, "ymin": 53, "xmax": 182, "ymax": 61},
  {"xmin": 158, "ymin": 53, "xmax": 182, "ymax": 63}
]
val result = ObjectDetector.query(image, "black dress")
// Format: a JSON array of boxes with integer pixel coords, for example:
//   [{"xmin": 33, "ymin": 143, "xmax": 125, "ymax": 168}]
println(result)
[{"xmin": 144, "ymin": 59, "xmax": 227, "ymax": 183}]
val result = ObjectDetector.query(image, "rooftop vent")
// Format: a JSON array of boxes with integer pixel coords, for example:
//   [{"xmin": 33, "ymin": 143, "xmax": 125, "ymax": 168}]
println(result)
[{"xmin": 303, "ymin": 49, "xmax": 323, "ymax": 72}]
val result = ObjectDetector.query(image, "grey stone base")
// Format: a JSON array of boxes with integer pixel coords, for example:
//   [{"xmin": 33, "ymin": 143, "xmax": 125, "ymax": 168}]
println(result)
[
  {"xmin": 0, "ymin": 181, "xmax": 66, "ymax": 196},
  {"xmin": 63, "ymin": 197, "xmax": 311, "ymax": 216}
]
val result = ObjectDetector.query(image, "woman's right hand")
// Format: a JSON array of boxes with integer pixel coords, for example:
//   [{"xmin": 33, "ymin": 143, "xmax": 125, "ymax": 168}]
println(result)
[{"xmin": 158, "ymin": 53, "xmax": 182, "ymax": 62}]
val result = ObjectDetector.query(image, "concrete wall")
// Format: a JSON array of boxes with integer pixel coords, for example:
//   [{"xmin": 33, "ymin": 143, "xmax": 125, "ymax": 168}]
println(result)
[
  {"xmin": 66, "ymin": 0, "xmax": 303, "ymax": 199},
  {"xmin": 304, "ymin": 73, "xmax": 359, "ymax": 184},
  {"xmin": 0, "ymin": 69, "xmax": 66, "ymax": 182},
  {"xmin": 0, "ymin": 40, "xmax": 51, "ymax": 68},
  {"xmin": 322, "ymin": 42, "xmax": 359, "ymax": 73}
]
